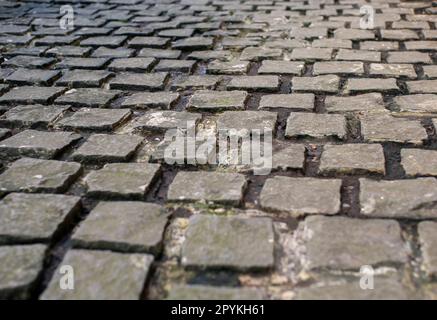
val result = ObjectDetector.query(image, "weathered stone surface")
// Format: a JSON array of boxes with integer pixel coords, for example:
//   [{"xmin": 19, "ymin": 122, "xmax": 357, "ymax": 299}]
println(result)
[
  {"xmin": 6, "ymin": 68, "xmax": 60, "ymax": 86},
  {"xmin": 423, "ymin": 66, "xmax": 437, "ymax": 78},
  {"xmin": 259, "ymin": 94, "xmax": 314, "ymax": 111},
  {"xmin": 258, "ymin": 61, "xmax": 304, "ymax": 75},
  {"xmin": 181, "ymin": 215, "xmax": 274, "ymax": 270},
  {"xmin": 336, "ymin": 49, "xmax": 381, "ymax": 62},
  {"xmin": 0, "ymin": 193, "xmax": 80, "ymax": 242},
  {"xmin": 401, "ymin": 148, "xmax": 437, "ymax": 176},
  {"xmin": 0, "ymin": 86, "xmax": 65, "ymax": 104},
  {"xmin": 313, "ymin": 61, "xmax": 364, "ymax": 75},
  {"xmin": 120, "ymin": 92, "xmax": 179, "ymax": 109},
  {"xmin": 240, "ymin": 47, "xmax": 282, "ymax": 61},
  {"xmin": 387, "ymin": 51, "xmax": 432, "ymax": 64},
  {"xmin": 407, "ymin": 80, "xmax": 437, "ymax": 94},
  {"xmin": 109, "ymin": 72, "xmax": 167, "ymax": 91},
  {"xmin": 271, "ymin": 143, "xmax": 306, "ymax": 171},
  {"xmin": 129, "ymin": 111, "xmax": 201, "ymax": 133},
  {"xmin": 0, "ymin": 129, "xmax": 10, "ymax": 140},
  {"xmin": 300, "ymin": 215, "xmax": 408, "ymax": 270},
  {"xmin": 0, "ymin": 105, "xmax": 68, "ymax": 127},
  {"xmin": 168, "ymin": 171, "xmax": 246, "ymax": 206},
  {"xmin": 167, "ymin": 285, "xmax": 264, "ymax": 300},
  {"xmin": 293, "ymin": 75, "xmax": 339, "ymax": 93},
  {"xmin": 188, "ymin": 90, "xmax": 247, "ymax": 111},
  {"xmin": 369, "ymin": 63, "xmax": 416, "ymax": 78},
  {"xmin": 296, "ymin": 277, "xmax": 411, "ymax": 300},
  {"xmin": 325, "ymin": 93, "xmax": 385, "ymax": 113},
  {"xmin": 108, "ymin": 58, "xmax": 155, "ymax": 72},
  {"xmin": 393, "ymin": 94, "xmax": 437, "ymax": 115},
  {"xmin": 289, "ymin": 47, "xmax": 332, "ymax": 61},
  {"xmin": 41, "ymin": 249, "xmax": 153, "ymax": 300},
  {"xmin": 171, "ymin": 75, "xmax": 220, "ymax": 90},
  {"xmin": 56, "ymin": 108, "xmax": 131, "ymax": 131},
  {"xmin": 71, "ymin": 134, "xmax": 143, "ymax": 163},
  {"xmin": 0, "ymin": 245, "xmax": 47, "ymax": 299},
  {"xmin": 418, "ymin": 221, "xmax": 437, "ymax": 278},
  {"xmin": 0, "ymin": 130, "xmax": 80, "ymax": 159},
  {"xmin": 260, "ymin": 177, "xmax": 341, "ymax": 216},
  {"xmin": 56, "ymin": 70, "xmax": 112, "ymax": 88},
  {"xmin": 85, "ymin": 163, "xmax": 160, "ymax": 198},
  {"xmin": 217, "ymin": 110, "xmax": 277, "ymax": 136},
  {"xmin": 154, "ymin": 59, "xmax": 195, "ymax": 72},
  {"xmin": 207, "ymin": 60, "xmax": 250, "ymax": 75},
  {"xmin": 360, "ymin": 178, "xmax": 437, "ymax": 219},
  {"xmin": 0, "ymin": 157, "xmax": 81, "ymax": 194},
  {"xmin": 319, "ymin": 144, "xmax": 385, "ymax": 175},
  {"xmin": 227, "ymin": 76, "xmax": 279, "ymax": 92},
  {"xmin": 360, "ymin": 114, "xmax": 427, "ymax": 145},
  {"xmin": 345, "ymin": 78, "xmax": 399, "ymax": 93},
  {"xmin": 285, "ymin": 113, "xmax": 346, "ymax": 140},
  {"xmin": 72, "ymin": 201, "xmax": 169, "ymax": 254},
  {"xmin": 55, "ymin": 88, "xmax": 120, "ymax": 108}
]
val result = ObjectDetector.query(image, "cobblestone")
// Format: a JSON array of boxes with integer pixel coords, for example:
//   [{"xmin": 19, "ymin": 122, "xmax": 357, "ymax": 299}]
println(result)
[
  {"xmin": 1, "ymin": 0, "xmax": 437, "ymax": 300},
  {"xmin": 72, "ymin": 201, "xmax": 168, "ymax": 254},
  {"xmin": 181, "ymin": 215, "xmax": 274, "ymax": 270}
]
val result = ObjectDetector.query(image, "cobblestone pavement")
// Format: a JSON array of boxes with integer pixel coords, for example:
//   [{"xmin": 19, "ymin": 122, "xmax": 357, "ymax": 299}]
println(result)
[{"xmin": 1, "ymin": 0, "xmax": 437, "ymax": 300}]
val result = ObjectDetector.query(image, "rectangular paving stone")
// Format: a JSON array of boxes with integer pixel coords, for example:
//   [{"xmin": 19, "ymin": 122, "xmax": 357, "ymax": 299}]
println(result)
[
  {"xmin": 108, "ymin": 57, "xmax": 156, "ymax": 72},
  {"xmin": 188, "ymin": 90, "xmax": 247, "ymax": 111},
  {"xmin": 45, "ymin": 46, "xmax": 91, "ymax": 57},
  {"xmin": 271, "ymin": 143, "xmax": 306, "ymax": 171},
  {"xmin": 0, "ymin": 130, "xmax": 80, "ymax": 159},
  {"xmin": 381, "ymin": 29, "xmax": 419, "ymax": 40},
  {"xmin": 394, "ymin": 94, "xmax": 437, "ymax": 115},
  {"xmin": 418, "ymin": 221, "xmax": 437, "ymax": 278},
  {"xmin": 167, "ymin": 285, "xmax": 264, "ymax": 300},
  {"xmin": 56, "ymin": 70, "xmax": 113, "ymax": 88},
  {"xmin": 91, "ymin": 47, "xmax": 135, "ymax": 58},
  {"xmin": 80, "ymin": 36, "xmax": 127, "ymax": 47},
  {"xmin": 72, "ymin": 201, "xmax": 168, "ymax": 254},
  {"xmin": 40, "ymin": 249, "xmax": 153, "ymax": 300},
  {"xmin": 3, "ymin": 56, "xmax": 55, "ymax": 68},
  {"xmin": 171, "ymin": 75, "xmax": 221, "ymax": 90},
  {"xmin": 120, "ymin": 92, "xmax": 179, "ymax": 109},
  {"xmin": 217, "ymin": 110, "xmax": 277, "ymax": 137},
  {"xmin": 154, "ymin": 59, "xmax": 195, "ymax": 73},
  {"xmin": 423, "ymin": 66, "xmax": 437, "ymax": 78},
  {"xmin": 387, "ymin": 51, "xmax": 432, "ymax": 64},
  {"xmin": 0, "ymin": 86, "xmax": 65, "ymax": 104},
  {"xmin": 168, "ymin": 171, "xmax": 247, "ymax": 206},
  {"xmin": 335, "ymin": 49, "xmax": 381, "ymax": 62},
  {"xmin": 71, "ymin": 134, "xmax": 143, "ymax": 163},
  {"xmin": 0, "ymin": 245, "xmax": 47, "ymax": 299},
  {"xmin": 55, "ymin": 58, "xmax": 110, "ymax": 70},
  {"xmin": 258, "ymin": 60, "xmax": 305, "ymax": 75},
  {"xmin": 260, "ymin": 176, "xmax": 341, "ymax": 216},
  {"xmin": 300, "ymin": 216, "xmax": 407, "ymax": 270},
  {"xmin": 285, "ymin": 113, "xmax": 346, "ymax": 140},
  {"xmin": 109, "ymin": 73, "xmax": 168, "ymax": 91},
  {"xmin": 181, "ymin": 215, "xmax": 274, "ymax": 270},
  {"xmin": 360, "ymin": 41, "xmax": 399, "ymax": 51},
  {"xmin": 319, "ymin": 144, "xmax": 385, "ymax": 175},
  {"xmin": 0, "ymin": 157, "xmax": 81, "ymax": 194},
  {"xmin": 6, "ymin": 68, "xmax": 60, "ymax": 86},
  {"xmin": 128, "ymin": 36, "xmax": 169, "ymax": 48},
  {"xmin": 296, "ymin": 277, "xmax": 411, "ymax": 300},
  {"xmin": 401, "ymin": 148, "xmax": 437, "ymax": 177},
  {"xmin": 313, "ymin": 61, "xmax": 364, "ymax": 75},
  {"xmin": 226, "ymin": 75, "xmax": 279, "ymax": 92},
  {"xmin": 239, "ymin": 47, "xmax": 282, "ymax": 61},
  {"xmin": 360, "ymin": 114, "xmax": 427, "ymax": 145},
  {"xmin": 407, "ymin": 80, "xmax": 437, "ymax": 94},
  {"xmin": 259, "ymin": 93, "xmax": 314, "ymax": 111},
  {"xmin": 207, "ymin": 60, "xmax": 250, "ymax": 75},
  {"xmin": 55, "ymin": 88, "xmax": 120, "ymax": 108},
  {"xmin": 360, "ymin": 178, "xmax": 437, "ymax": 219},
  {"xmin": 137, "ymin": 48, "xmax": 181, "ymax": 59},
  {"xmin": 292, "ymin": 75, "xmax": 340, "ymax": 93},
  {"xmin": 56, "ymin": 108, "xmax": 131, "ymax": 132},
  {"xmin": 172, "ymin": 36, "xmax": 214, "ymax": 50},
  {"xmin": 0, "ymin": 193, "xmax": 80, "ymax": 242},
  {"xmin": 129, "ymin": 111, "xmax": 201, "ymax": 133},
  {"xmin": 325, "ymin": 93, "xmax": 385, "ymax": 113},
  {"xmin": 0, "ymin": 105, "xmax": 69, "ymax": 127},
  {"xmin": 85, "ymin": 163, "xmax": 161, "ymax": 199},
  {"xmin": 289, "ymin": 47, "xmax": 332, "ymax": 61},
  {"xmin": 345, "ymin": 78, "xmax": 399, "ymax": 93},
  {"xmin": 369, "ymin": 63, "xmax": 416, "ymax": 78}
]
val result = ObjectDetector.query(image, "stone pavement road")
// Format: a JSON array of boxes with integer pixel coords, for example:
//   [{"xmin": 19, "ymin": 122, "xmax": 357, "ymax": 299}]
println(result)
[{"xmin": 1, "ymin": 0, "xmax": 437, "ymax": 300}]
